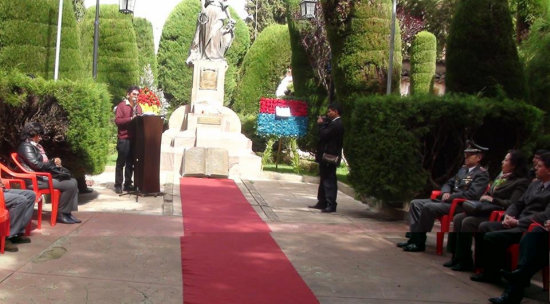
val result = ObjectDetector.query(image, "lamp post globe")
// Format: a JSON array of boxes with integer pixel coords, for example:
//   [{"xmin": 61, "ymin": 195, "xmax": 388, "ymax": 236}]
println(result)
[
  {"xmin": 299, "ymin": 0, "xmax": 317, "ymax": 19},
  {"xmin": 119, "ymin": 0, "xmax": 136, "ymax": 14}
]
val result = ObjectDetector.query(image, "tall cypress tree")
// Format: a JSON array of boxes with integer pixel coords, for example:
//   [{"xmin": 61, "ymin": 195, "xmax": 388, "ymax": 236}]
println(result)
[
  {"xmin": 80, "ymin": 4, "xmax": 139, "ymax": 104},
  {"xmin": 133, "ymin": 17, "xmax": 158, "ymax": 83},
  {"xmin": 446, "ymin": 0, "xmax": 526, "ymax": 99},
  {"xmin": 0, "ymin": 0, "xmax": 84, "ymax": 80}
]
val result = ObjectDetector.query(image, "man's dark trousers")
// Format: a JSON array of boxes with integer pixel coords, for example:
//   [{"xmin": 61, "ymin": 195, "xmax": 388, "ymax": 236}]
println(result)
[
  {"xmin": 317, "ymin": 162, "xmax": 338, "ymax": 209},
  {"xmin": 115, "ymin": 138, "xmax": 134, "ymax": 188}
]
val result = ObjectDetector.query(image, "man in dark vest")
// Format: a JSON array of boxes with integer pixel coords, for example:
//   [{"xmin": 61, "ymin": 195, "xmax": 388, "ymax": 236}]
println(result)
[
  {"xmin": 398, "ymin": 141, "xmax": 490, "ymax": 252},
  {"xmin": 309, "ymin": 104, "xmax": 344, "ymax": 213}
]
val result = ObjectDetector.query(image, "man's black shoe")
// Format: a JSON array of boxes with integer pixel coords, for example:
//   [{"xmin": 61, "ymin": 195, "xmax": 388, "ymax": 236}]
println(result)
[
  {"xmin": 488, "ymin": 286, "xmax": 523, "ymax": 304},
  {"xmin": 115, "ymin": 186, "xmax": 122, "ymax": 194},
  {"xmin": 79, "ymin": 187, "xmax": 93, "ymax": 194},
  {"xmin": 451, "ymin": 261, "xmax": 474, "ymax": 272},
  {"xmin": 308, "ymin": 203, "xmax": 326, "ymax": 210},
  {"xmin": 403, "ymin": 243, "xmax": 425, "ymax": 252},
  {"xmin": 56, "ymin": 214, "xmax": 76, "ymax": 224},
  {"xmin": 321, "ymin": 207, "xmax": 336, "ymax": 213},
  {"xmin": 9, "ymin": 235, "xmax": 31, "ymax": 244},
  {"xmin": 396, "ymin": 241, "xmax": 411, "ymax": 248},
  {"xmin": 471, "ymin": 272, "xmax": 501, "ymax": 283},
  {"xmin": 123, "ymin": 185, "xmax": 135, "ymax": 192},
  {"xmin": 66, "ymin": 213, "xmax": 82, "ymax": 223}
]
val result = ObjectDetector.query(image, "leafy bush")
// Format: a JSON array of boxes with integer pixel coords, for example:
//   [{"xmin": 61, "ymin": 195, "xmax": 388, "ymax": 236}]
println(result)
[
  {"xmin": 410, "ymin": 31, "xmax": 436, "ymax": 95},
  {"xmin": 0, "ymin": 0, "xmax": 84, "ymax": 80},
  {"xmin": 0, "ymin": 70, "xmax": 113, "ymax": 176},
  {"xmin": 133, "ymin": 17, "xmax": 158, "ymax": 83},
  {"xmin": 446, "ymin": 0, "xmax": 526, "ymax": 99},
  {"xmin": 80, "ymin": 4, "xmax": 139, "ymax": 104},
  {"xmin": 345, "ymin": 94, "xmax": 542, "ymax": 205},
  {"xmin": 232, "ymin": 24, "xmax": 291, "ymax": 115}
]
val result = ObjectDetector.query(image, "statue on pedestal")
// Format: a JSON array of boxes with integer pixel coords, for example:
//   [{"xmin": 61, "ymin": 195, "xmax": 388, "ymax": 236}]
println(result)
[{"xmin": 186, "ymin": 0, "xmax": 235, "ymax": 65}]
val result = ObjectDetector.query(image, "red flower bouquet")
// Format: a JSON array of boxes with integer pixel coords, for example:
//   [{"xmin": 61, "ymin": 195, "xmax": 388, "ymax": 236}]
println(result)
[{"xmin": 137, "ymin": 87, "xmax": 161, "ymax": 114}]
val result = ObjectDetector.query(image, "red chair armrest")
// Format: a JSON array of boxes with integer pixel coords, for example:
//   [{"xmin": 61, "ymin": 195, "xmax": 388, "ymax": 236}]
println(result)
[
  {"xmin": 449, "ymin": 198, "xmax": 467, "ymax": 218},
  {"xmin": 489, "ymin": 210, "xmax": 506, "ymax": 222},
  {"xmin": 431, "ymin": 190, "xmax": 441, "ymax": 200}
]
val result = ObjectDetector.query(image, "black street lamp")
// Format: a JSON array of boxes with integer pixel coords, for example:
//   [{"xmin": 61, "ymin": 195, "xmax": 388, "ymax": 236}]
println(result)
[
  {"xmin": 119, "ymin": 0, "xmax": 136, "ymax": 14},
  {"xmin": 299, "ymin": 0, "xmax": 317, "ymax": 19},
  {"xmin": 93, "ymin": 0, "xmax": 137, "ymax": 79}
]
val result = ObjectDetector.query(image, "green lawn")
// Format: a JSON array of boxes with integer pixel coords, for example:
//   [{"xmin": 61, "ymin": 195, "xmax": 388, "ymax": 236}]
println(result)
[{"xmin": 262, "ymin": 162, "xmax": 350, "ymax": 185}]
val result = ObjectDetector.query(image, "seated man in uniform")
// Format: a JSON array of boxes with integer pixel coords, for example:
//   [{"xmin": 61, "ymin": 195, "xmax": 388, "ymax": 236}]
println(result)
[
  {"xmin": 1, "ymin": 180, "xmax": 36, "ymax": 252},
  {"xmin": 398, "ymin": 141, "xmax": 490, "ymax": 252}
]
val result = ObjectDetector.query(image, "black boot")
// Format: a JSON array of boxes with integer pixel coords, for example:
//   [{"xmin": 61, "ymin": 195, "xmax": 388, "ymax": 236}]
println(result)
[
  {"xmin": 322, "ymin": 202, "xmax": 337, "ymax": 213},
  {"xmin": 488, "ymin": 285, "xmax": 523, "ymax": 304}
]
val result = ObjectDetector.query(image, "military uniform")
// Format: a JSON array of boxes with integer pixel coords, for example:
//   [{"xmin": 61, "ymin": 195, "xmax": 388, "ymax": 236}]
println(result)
[{"xmin": 409, "ymin": 165, "xmax": 490, "ymax": 233}]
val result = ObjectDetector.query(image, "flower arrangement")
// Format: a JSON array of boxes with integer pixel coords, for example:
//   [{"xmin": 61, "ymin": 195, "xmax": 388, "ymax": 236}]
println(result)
[{"xmin": 137, "ymin": 87, "xmax": 161, "ymax": 114}]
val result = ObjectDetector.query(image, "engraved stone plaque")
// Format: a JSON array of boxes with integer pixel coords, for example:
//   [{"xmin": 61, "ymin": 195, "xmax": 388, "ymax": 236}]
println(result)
[
  {"xmin": 182, "ymin": 147, "xmax": 205, "ymax": 176},
  {"xmin": 206, "ymin": 148, "xmax": 229, "ymax": 177},
  {"xmin": 199, "ymin": 68, "xmax": 218, "ymax": 90},
  {"xmin": 197, "ymin": 116, "xmax": 222, "ymax": 125}
]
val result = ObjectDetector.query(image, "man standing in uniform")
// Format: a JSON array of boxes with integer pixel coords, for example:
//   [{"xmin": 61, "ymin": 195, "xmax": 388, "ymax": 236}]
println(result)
[
  {"xmin": 309, "ymin": 104, "xmax": 344, "ymax": 213},
  {"xmin": 114, "ymin": 86, "xmax": 142, "ymax": 194},
  {"xmin": 398, "ymin": 141, "xmax": 490, "ymax": 252}
]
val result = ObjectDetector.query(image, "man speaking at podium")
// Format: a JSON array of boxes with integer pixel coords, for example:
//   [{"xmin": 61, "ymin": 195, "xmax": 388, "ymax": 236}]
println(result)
[{"xmin": 114, "ymin": 86, "xmax": 143, "ymax": 194}]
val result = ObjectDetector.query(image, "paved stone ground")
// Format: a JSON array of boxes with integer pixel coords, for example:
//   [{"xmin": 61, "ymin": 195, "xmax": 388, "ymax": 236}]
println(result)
[{"xmin": 0, "ymin": 168, "xmax": 547, "ymax": 303}]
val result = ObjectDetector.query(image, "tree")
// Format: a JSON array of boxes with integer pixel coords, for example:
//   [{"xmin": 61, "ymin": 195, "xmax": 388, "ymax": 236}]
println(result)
[
  {"xmin": 446, "ymin": 0, "xmax": 526, "ymax": 100},
  {"xmin": 410, "ymin": 31, "xmax": 436, "ymax": 95},
  {"xmin": 232, "ymin": 24, "xmax": 291, "ymax": 115},
  {"xmin": 80, "ymin": 4, "xmax": 140, "ymax": 104},
  {"xmin": 321, "ymin": 0, "xmax": 402, "ymax": 102},
  {"xmin": 134, "ymin": 17, "xmax": 158, "ymax": 84},
  {"xmin": 245, "ymin": 0, "xmax": 287, "ymax": 41},
  {"xmin": 0, "ymin": 0, "xmax": 85, "ymax": 80}
]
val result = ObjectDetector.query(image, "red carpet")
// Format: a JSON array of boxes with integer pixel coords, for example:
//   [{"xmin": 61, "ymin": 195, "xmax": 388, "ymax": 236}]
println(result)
[{"xmin": 180, "ymin": 177, "xmax": 318, "ymax": 304}]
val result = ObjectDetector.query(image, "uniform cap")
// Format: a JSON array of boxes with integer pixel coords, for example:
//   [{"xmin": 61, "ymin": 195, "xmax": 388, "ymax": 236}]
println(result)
[{"xmin": 464, "ymin": 140, "xmax": 488, "ymax": 153}]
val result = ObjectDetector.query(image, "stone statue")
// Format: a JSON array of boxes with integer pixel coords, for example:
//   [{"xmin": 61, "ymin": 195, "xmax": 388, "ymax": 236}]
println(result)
[{"xmin": 186, "ymin": 0, "xmax": 235, "ymax": 65}]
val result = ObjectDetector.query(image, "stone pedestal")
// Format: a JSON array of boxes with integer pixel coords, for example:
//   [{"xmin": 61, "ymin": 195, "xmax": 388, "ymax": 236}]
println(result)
[{"xmin": 160, "ymin": 60, "xmax": 261, "ymax": 179}]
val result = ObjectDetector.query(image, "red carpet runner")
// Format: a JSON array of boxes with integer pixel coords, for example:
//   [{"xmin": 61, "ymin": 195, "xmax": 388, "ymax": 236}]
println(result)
[{"xmin": 180, "ymin": 177, "xmax": 319, "ymax": 304}]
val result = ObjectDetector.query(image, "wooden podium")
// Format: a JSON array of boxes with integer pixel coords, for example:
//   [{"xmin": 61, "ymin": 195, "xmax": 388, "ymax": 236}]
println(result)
[{"xmin": 133, "ymin": 115, "xmax": 163, "ymax": 194}]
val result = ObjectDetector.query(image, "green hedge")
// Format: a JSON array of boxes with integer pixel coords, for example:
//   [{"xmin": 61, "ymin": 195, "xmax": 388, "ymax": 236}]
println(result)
[
  {"xmin": 0, "ymin": 70, "xmax": 113, "ymax": 176},
  {"xmin": 410, "ymin": 31, "xmax": 436, "ymax": 95},
  {"xmin": 80, "ymin": 4, "xmax": 139, "ymax": 104},
  {"xmin": 345, "ymin": 94, "xmax": 543, "ymax": 205},
  {"xmin": 232, "ymin": 24, "xmax": 291, "ymax": 115},
  {"xmin": 133, "ymin": 17, "xmax": 158, "ymax": 83},
  {"xmin": 446, "ymin": 0, "xmax": 526, "ymax": 99},
  {"xmin": 0, "ymin": 0, "xmax": 84, "ymax": 80},
  {"xmin": 321, "ymin": 0, "xmax": 402, "ymax": 102}
]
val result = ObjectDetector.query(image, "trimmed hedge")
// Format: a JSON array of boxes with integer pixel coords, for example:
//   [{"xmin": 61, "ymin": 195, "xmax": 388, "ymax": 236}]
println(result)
[
  {"xmin": 232, "ymin": 24, "xmax": 291, "ymax": 115},
  {"xmin": 0, "ymin": 0, "xmax": 84, "ymax": 80},
  {"xmin": 157, "ymin": 0, "xmax": 201, "ymax": 109},
  {"xmin": 80, "ymin": 4, "xmax": 139, "ymax": 104},
  {"xmin": 133, "ymin": 17, "xmax": 158, "ymax": 83},
  {"xmin": 410, "ymin": 31, "xmax": 436, "ymax": 95},
  {"xmin": 345, "ymin": 94, "xmax": 543, "ymax": 205},
  {"xmin": 0, "ymin": 70, "xmax": 113, "ymax": 176},
  {"xmin": 446, "ymin": 0, "xmax": 526, "ymax": 99},
  {"xmin": 321, "ymin": 0, "xmax": 402, "ymax": 102}
]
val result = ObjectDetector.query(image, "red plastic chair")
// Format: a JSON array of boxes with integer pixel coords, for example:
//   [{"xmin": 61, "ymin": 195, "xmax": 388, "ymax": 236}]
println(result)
[
  {"xmin": 0, "ymin": 189, "xmax": 9, "ymax": 254},
  {"xmin": 7, "ymin": 153, "xmax": 61, "ymax": 227},
  {"xmin": 431, "ymin": 190, "xmax": 467, "ymax": 255}
]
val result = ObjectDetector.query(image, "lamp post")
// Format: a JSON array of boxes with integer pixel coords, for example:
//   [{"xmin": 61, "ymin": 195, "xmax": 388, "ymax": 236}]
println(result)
[
  {"xmin": 386, "ymin": 0, "xmax": 397, "ymax": 95},
  {"xmin": 54, "ymin": 0, "xmax": 64, "ymax": 81},
  {"xmin": 299, "ymin": 0, "xmax": 317, "ymax": 19},
  {"xmin": 92, "ymin": 0, "xmax": 136, "ymax": 79}
]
